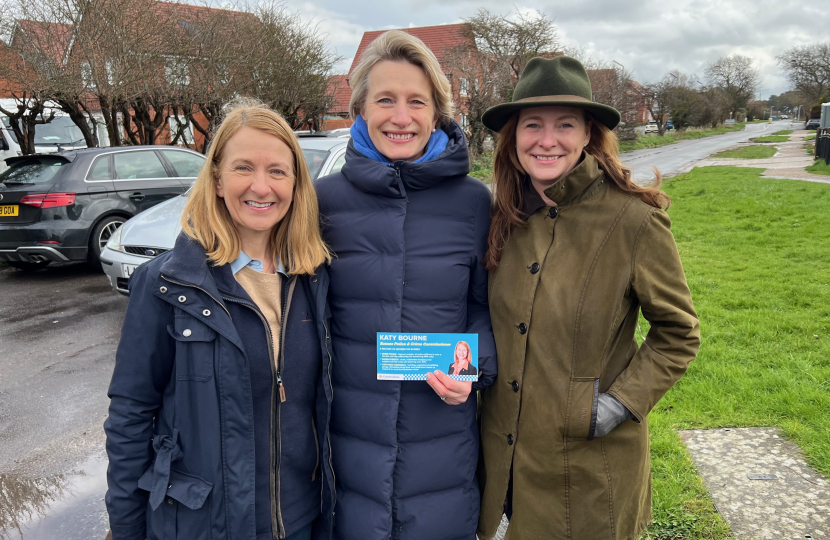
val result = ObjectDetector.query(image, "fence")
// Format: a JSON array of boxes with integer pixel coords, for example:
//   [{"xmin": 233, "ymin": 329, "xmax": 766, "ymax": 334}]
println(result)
[{"xmin": 817, "ymin": 129, "xmax": 830, "ymax": 165}]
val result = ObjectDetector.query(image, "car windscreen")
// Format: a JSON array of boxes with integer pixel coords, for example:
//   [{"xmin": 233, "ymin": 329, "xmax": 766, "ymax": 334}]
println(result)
[
  {"xmin": 0, "ymin": 157, "xmax": 66, "ymax": 184},
  {"xmin": 2, "ymin": 116, "xmax": 88, "ymax": 146},
  {"xmin": 301, "ymin": 149, "xmax": 331, "ymax": 179}
]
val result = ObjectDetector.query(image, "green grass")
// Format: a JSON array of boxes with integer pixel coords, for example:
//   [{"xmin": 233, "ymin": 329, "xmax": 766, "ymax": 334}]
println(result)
[
  {"xmin": 772, "ymin": 130, "xmax": 793, "ymax": 135},
  {"xmin": 808, "ymin": 129, "xmax": 817, "ymax": 133},
  {"xmin": 637, "ymin": 166, "xmax": 830, "ymax": 539},
  {"xmin": 469, "ymin": 152, "xmax": 493, "ymax": 184},
  {"xmin": 804, "ymin": 134, "xmax": 816, "ymax": 141},
  {"xmin": 712, "ymin": 145, "xmax": 776, "ymax": 159},
  {"xmin": 806, "ymin": 159, "xmax": 830, "ymax": 176},
  {"xmin": 752, "ymin": 135, "xmax": 789, "ymax": 143},
  {"xmin": 620, "ymin": 123, "xmax": 747, "ymax": 154}
]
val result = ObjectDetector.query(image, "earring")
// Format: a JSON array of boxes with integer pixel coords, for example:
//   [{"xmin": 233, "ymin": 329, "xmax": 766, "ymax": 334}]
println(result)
[
  {"xmin": 583, "ymin": 142, "xmax": 588, "ymax": 147},
  {"xmin": 432, "ymin": 128, "xmax": 436, "ymax": 132}
]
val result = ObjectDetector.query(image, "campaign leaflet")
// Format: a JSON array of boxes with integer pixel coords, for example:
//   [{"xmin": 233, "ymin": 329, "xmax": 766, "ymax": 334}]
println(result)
[{"xmin": 377, "ymin": 333, "xmax": 479, "ymax": 381}]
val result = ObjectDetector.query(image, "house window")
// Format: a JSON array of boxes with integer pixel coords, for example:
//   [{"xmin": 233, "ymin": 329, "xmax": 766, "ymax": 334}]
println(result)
[
  {"xmin": 459, "ymin": 113, "xmax": 469, "ymax": 130},
  {"xmin": 459, "ymin": 78, "xmax": 469, "ymax": 96},
  {"xmin": 169, "ymin": 115, "xmax": 194, "ymax": 145},
  {"xmin": 165, "ymin": 56, "xmax": 190, "ymax": 86},
  {"xmin": 81, "ymin": 62, "xmax": 94, "ymax": 90},
  {"xmin": 105, "ymin": 61, "xmax": 116, "ymax": 86}
]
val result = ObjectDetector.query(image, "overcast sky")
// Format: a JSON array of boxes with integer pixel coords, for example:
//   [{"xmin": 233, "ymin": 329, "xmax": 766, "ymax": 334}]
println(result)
[{"xmin": 282, "ymin": 0, "xmax": 829, "ymax": 99}]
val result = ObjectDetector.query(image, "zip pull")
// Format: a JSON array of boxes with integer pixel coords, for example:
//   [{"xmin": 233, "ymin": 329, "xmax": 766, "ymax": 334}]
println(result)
[{"xmin": 277, "ymin": 373, "xmax": 286, "ymax": 402}]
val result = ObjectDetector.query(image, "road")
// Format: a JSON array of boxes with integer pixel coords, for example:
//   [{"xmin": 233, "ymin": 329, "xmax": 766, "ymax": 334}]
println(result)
[
  {"xmin": 622, "ymin": 120, "xmax": 798, "ymax": 184},
  {"xmin": 0, "ymin": 262, "xmax": 126, "ymax": 539},
  {"xmin": 0, "ymin": 119, "xmax": 810, "ymax": 539}
]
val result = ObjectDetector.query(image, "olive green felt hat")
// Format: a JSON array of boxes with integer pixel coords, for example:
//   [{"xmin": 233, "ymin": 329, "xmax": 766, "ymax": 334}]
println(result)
[{"xmin": 482, "ymin": 56, "xmax": 621, "ymax": 132}]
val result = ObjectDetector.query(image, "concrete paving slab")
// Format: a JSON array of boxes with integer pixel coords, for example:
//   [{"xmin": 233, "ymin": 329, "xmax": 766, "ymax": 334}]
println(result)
[{"xmin": 681, "ymin": 427, "xmax": 830, "ymax": 540}]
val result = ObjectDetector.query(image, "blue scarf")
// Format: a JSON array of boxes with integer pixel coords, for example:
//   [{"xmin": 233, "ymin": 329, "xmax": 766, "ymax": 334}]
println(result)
[{"xmin": 350, "ymin": 115, "xmax": 449, "ymax": 164}]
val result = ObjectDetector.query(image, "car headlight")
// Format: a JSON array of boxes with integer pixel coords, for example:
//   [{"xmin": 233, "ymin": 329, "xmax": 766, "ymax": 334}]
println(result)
[{"xmin": 106, "ymin": 225, "xmax": 123, "ymax": 252}]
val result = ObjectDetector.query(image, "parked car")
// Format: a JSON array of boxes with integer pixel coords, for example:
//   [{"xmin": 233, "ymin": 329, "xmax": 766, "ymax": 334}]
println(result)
[
  {"xmin": 806, "ymin": 118, "xmax": 821, "ymax": 130},
  {"xmin": 780, "ymin": 115, "xmax": 788, "ymax": 119},
  {"xmin": 0, "ymin": 146, "xmax": 205, "ymax": 271},
  {"xmin": 644, "ymin": 123, "xmax": 659, "ymax": 134},
  {"xmin": 100, "ymin": 136, "xmax": 349, "ymax": 294}
]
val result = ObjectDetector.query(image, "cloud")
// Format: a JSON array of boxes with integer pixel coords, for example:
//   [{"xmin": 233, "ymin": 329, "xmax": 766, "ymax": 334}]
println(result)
[{"xmin": 285, "ymin": 0, "xmax": 830, "ymax": 96}]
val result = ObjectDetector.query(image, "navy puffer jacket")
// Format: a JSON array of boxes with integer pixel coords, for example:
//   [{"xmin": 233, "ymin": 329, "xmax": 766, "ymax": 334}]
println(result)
[{"xmin": 315, "ymin": 121, "xmax": 496, "ymax": 540}]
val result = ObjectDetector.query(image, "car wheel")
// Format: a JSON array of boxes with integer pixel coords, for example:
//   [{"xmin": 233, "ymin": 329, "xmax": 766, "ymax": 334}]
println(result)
[
  {"xmin": 89, "ymin": 215, "xmax": 126, "ymax": 269},
  {"xmin": 7, "ymin": 260, "xmax": 51, "ymax": 271}
]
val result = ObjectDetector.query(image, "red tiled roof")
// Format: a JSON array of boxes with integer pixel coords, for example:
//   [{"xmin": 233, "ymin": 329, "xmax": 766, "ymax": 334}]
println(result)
[
  {"xmin": 327, "ymin": 74, "xmax": 351, "ymax": 114},
  {"xmin": 13, "ymin": 20, "xmax": 73, "ymax": 65},
  {"xmin": 348, "ymin": 23, "xmax": 472, "ymax": 74}
]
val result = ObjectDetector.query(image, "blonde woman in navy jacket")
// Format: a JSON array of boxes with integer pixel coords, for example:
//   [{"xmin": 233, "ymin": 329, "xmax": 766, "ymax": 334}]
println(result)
[{"xmin": 105, "ymin": 103, "xmax": 335, "ymax": 540}]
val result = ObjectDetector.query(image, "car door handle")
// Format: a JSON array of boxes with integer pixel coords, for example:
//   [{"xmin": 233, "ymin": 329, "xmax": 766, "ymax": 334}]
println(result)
[{"xmin": 129, "ymin": 192, "xmax": 145, "ymax": 202}]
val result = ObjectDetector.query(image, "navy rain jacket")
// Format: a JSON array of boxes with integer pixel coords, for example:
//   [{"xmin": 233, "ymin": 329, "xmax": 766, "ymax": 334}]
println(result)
[
  {"xmin": 315, "ymin": 121, "xmax": 496, "ymax": 540},
  {"xmin": 104, "ymin": 234, "xmax": 336, "ymax": 540}
]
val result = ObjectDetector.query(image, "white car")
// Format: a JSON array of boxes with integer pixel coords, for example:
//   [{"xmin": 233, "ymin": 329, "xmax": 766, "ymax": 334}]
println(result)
[
  {"xmin": 644, "ymin": 123, "xmax": 659, "ymax": 134},
  {"xmin": 101, "ymin": 136, "xmax": 349, "ymax": 294}
]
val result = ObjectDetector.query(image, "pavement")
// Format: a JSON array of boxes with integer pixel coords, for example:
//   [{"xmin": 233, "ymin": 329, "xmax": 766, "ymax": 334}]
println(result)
[
  {"xmin": 692, "ymin": 129, "xmax": 830, "ymax": 184},
  {"xmin": 681, "ymin": 428, "xmax": 829, "ymax": 540}
]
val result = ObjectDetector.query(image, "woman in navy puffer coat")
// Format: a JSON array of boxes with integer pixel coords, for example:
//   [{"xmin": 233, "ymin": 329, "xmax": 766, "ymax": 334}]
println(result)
[{"xmin": 315, "ymin": 31, "xmax": 496, "ymax": 540}]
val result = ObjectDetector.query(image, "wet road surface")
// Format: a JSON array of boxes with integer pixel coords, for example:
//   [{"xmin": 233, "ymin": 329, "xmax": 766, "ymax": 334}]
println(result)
[
  {"xmin": 0, "ymin": 262, "xmax": 126, "ymax": 539},
  {"xmin": 622, "ymin": 120, "xmax": 799, "ymax": 183}
]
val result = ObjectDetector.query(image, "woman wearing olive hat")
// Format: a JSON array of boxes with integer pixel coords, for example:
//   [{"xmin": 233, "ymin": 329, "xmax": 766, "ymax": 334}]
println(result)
[{"xmin": 476, "ymin": 56, "xmax": 700, "ymax": 540}]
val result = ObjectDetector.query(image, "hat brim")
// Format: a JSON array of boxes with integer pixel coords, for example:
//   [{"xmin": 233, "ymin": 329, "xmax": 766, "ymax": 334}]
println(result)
[{"xmin": 482, "ymin": 100, "xmax": 621, "ymax": 133}]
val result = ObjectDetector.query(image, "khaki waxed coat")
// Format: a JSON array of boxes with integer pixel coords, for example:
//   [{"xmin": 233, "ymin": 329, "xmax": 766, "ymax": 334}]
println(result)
[{"xmin": 478, "ymin": 155, "xmax": 700, "ymax": 540}]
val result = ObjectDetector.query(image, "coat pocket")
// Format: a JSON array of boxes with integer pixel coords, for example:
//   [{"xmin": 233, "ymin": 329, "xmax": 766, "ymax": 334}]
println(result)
[
  {"xmin": 566, "ymin": 378, "xmax": 600, "ymax": 440},
  {"xmin": 168, "ymin": 315, "xmax": 216, "ymax": 382},
  {"xmin": 139, "ymin": 467, "xmax": 214, "ymax": 540}
]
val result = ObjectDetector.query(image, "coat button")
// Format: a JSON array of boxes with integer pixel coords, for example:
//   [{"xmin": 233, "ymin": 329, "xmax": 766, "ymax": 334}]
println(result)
[
  {"xmin": 517, "ymin": 323, "xmax": 527, "ymax": 334},
  {"xmin": 178, "ymin": 295, "xmax": 186, "ymax": 303},
  {"xmin": 182, "ymin": 329, "xmax": 192, "ymax": 337},
  {"xmin": 529, "ymin": 263, "xmax": 540, "ymax": 274},
  {"xmin": 548, "ymin": 207, "xmax": 559, "ymax": 219},
  {"xmin": 511, "ymin": 381, "xmax": 519, "ymax": 392},
  {"xmin": 167, "ymin": 498, "xmax": 174, "ymax": 505},
  {"xmin": 507, "ymin": 434, "xmax": 514, "ymax": 445},
  {"xmin": 159, "ymin": 286, "xmax": 168, "ymax": 293},
  {"xmin": 202, "ymin": 309, "xmax": 211, "ymax": 317}
]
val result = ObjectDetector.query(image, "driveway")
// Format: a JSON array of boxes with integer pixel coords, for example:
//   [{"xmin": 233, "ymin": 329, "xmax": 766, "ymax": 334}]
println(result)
[{"xmin": 0, "ymin": 262, "xmax": 125, "ymax": 539}]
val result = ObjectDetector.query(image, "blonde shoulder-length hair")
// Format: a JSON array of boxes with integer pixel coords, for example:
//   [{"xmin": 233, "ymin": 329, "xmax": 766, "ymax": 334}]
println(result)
[
  {"xmin": 348, "ymin": 30, "xmax": 454, "ymax": 126},
  {"xmin": 454, "ymin": 341, "xmax": 472, "ymax": 362},
  {"xmin": 181, "ymin": 102, "xmax": 331, "ymax": 275}
]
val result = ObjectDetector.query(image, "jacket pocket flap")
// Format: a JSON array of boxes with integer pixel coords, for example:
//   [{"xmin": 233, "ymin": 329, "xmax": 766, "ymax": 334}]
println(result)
[
  {"xmin": 168, "ymin": 321, "xmax": 215, "ymax": 342},
  {"xmin": 137, "ymin": 466, "xmax": 213, "ymax": 510},
  {"xmin": 167, "ymin": 469, "xmax": 213, "ymax": 510}
]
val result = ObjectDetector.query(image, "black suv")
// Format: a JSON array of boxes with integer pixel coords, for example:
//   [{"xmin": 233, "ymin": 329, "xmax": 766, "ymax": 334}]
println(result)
[{"xmin": 0, "ymin": 146, "xmax": 205, "ymax": 270}]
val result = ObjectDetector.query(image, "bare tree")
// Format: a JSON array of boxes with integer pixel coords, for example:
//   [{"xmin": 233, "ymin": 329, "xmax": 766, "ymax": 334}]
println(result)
[
  {"xmin": 447, "ymin": 8, "xmax": 558, "ymax": 153},
  {"xmin": 465, "ymin": 8, "xmax": 559, "ymax": 85},
  {"xmin": 777, "ymin": 43, "xmax": 830, "ymax": 107},
  {"xmin": 704, "ymin": 54, "xmax": 760, "ymax": 117}
]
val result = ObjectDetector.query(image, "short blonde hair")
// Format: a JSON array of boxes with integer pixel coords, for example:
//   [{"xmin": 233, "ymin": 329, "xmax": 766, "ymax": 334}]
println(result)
[
  {"xmin": 348, "ymin": 30, "xmax": 453, "ymax": 126},
  {"xmin": 181, "ymin": 101, "xmax": 331, "ymax": 275}
]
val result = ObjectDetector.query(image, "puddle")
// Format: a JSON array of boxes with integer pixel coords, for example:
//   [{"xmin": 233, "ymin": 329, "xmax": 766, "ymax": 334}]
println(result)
[{"xmin": 0, "ymin": 456, "xmax": 109, "ymax": 540}]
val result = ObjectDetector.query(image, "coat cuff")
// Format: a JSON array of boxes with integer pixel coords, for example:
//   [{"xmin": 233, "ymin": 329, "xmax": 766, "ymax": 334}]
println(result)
[{"xmin": 109, "ymin": 520, "xmax": 147, "ymax": 540}]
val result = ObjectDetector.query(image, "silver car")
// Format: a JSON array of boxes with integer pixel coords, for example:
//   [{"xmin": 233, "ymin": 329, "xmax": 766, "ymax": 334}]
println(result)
[{"xmin": 101, "ymin": 136, "xmax": 348, "ymax": 294}]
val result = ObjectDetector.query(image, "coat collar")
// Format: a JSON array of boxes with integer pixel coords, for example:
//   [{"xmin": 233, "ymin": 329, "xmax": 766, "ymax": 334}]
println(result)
[
  {"xmin": 340, "ymin": 120, "xmax": 471, "ymax": 198},
  {"xmin": 543, "ymin": 153, "xmax": 605, "ymax": 207}
]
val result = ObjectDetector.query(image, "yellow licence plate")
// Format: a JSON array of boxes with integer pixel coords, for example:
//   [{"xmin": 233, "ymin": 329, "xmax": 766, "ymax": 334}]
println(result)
[{"xmin": 0, "ymin": 205, "xmax": 19, "ymax": 217}]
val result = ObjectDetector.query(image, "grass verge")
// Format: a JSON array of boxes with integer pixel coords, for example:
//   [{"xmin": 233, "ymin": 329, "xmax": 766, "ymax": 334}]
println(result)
[
  {"xmin": 806, "ymin": 159, "xmax": 830, "ymax": 176},
  {"xmin": 619, "ymin": 123, "xmax": 747, "ymax": 154},
  {"xmin": 804, "ymin": 134, "xmax": 816, "ymax": 141},
  {"xmin": 638, "ymin": 166, "xmax": 830, "ymax": 539},
  {"xmin": 752, "ymin": 135, "xmax": 789, "ymax": 143},
  {"xmin": 772, "ymin": 130, "xmax": 793, "ymax": 135},
  {"xmin": 711, "ymin": 145, "xmax": 776, "ymax": 159}
]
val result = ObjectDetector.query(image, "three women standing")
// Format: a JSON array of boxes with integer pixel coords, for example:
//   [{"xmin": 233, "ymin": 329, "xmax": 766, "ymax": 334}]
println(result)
[
  {"xmin": 105, "ymin": 104, "xmax": 335, "ymax": 540},
  {"xmin": 315, "ymin": 30, "xmax": 495, "ymax": 540},
  {"xmin": 477, "ymin": 56, "xmax": 700, "ymax": 539}
]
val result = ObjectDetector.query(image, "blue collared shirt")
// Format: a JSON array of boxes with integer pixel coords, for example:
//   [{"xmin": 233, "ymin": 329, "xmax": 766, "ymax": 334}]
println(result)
[{"xmin": 230, "ymin": 250, "xmax": 288, "ymax": 276}]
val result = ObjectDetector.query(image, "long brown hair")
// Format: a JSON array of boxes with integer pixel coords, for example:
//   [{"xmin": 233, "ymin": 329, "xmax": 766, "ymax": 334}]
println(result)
[
  {"xmin": 484, "ymin": 111, "xmax": 671, "ymax": 271},
  {"xmin": 181, "ymin": 101, "xmax": 331, "ymax": 274}
]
